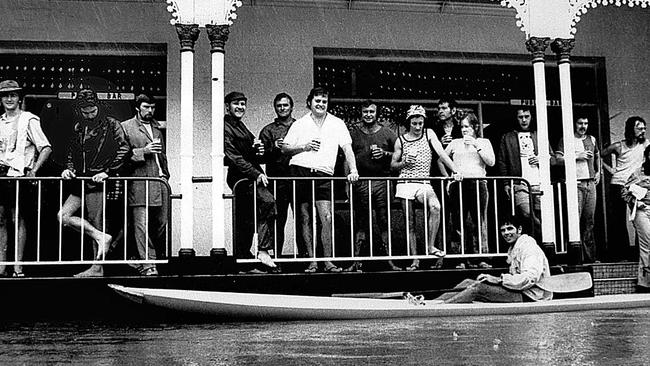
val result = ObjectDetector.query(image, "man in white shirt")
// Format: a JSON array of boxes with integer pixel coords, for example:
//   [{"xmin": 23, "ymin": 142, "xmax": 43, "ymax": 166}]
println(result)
[
  {"xmin": 445, "ymin": 214, "xmax": 552, "ymax": 303},
  {"xmin": 282, "ymin": 87, "xmax": 359, "ymax": 273},
  {"xmin": 0, "ymin": 80, "xmax": 52, "ymax": 277}
]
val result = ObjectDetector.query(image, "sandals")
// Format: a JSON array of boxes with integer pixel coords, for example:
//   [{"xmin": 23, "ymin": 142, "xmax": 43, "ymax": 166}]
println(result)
[
  {"xmin": 304, "ymin": 263, "xmax": 318, "ymax": 273},
  {"xmin": 343, "ymin": 262, "xmax": 362, "ymax": 273},
  {"xmin": 324, "ymin": 264, "xmax": 342, "ymax": 273},
  {"xmin": 406, "ymin": 262, "xmax": 419, "ymax": 272},
  {"xmin": 478, "ymin": 261, "xmax": 492, "ymax": 269}
]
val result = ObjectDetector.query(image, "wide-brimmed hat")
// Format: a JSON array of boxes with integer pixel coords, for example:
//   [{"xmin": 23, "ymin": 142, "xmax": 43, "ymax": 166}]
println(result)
[
  {"xmin": 225, "ymin": 91, "xmax": 247, "ymax": 104},
  {"xmin": 406, "ymin": 105, "xmax": 427, "ymax": 120},
  {"xmin": 75, "ymin": 89, "xmax": 99, "ymax": 108},
  {"xmin": 0, "ymin": 80, "xmax": 23, "ymax": 94}
]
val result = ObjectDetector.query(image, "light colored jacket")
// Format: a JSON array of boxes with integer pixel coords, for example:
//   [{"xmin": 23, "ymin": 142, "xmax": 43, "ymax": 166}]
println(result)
[{"xmin": 502, "ymin": 234, "xmax": 553, "ymax": 301}]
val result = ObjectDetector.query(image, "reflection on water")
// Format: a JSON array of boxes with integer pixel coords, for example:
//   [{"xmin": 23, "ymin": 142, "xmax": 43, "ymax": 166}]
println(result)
[{"xmin": 1, "ymin": 309, "xmax": 649, "ymax": 365}]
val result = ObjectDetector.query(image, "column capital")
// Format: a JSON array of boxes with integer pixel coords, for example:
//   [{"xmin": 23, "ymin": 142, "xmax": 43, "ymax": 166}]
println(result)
[
  {"xmin": 525, "ymin": 37, "xmax": 551, "ymax": 63},
  {"xmin": 206, "ymin": 24, "xmax": 230, "ymax": 53},
  {"xmin": 175, "ymin": 23, "xmax": 200, "ymax": 52},
  {"xmin": 551, "ymin": 38, "xmax": 575, "ymax": 63}
]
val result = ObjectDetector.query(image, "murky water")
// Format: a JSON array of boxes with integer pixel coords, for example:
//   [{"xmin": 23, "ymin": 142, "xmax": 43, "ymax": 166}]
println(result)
[{"xmin": 1, "ymin": 309, "xmax": 649, "ymax": 365}]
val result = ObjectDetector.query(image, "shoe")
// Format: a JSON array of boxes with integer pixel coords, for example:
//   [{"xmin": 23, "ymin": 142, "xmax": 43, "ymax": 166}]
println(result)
[
  {"xmin": 0, "ymin": 272, "xmax": 9, "ymax": 278},
  {"xmin": 246, "ymin": 268, "xmax": 267, "ymax": 274},
  {"xmin": 478, "ymin": 261, "xmax": 492, "ymax": 269},
  {"xmin": 386, "ymin": 261, "xmax": 402, "ymax": 271},
  {"xmin": 324, "ymin": 265, "xmax": 342, "ymax": 273},
  {"xmin": 406, "ymin": 262, "xmax": 419, "ymax": 271},
  {"xmin": 343, "ymin": 262, "xmax": 362, "ymax": 273},
  {"xmin": 456, "ymin": 262, "xmax": 467, "ymax": 269},
  {"xmin": 430, "ymin": 258, "xmax": 444, "ymax": 269},
  {"xmin": 142, "ymin": 267, "xmax": 158, "ymax": 276},
  {"xmin": 430, "ymin": 248, "xmax": 446, "ymax": 258},
  {"xmin": 304, "ymin": 263, "xmax": 318, "ymax": 273},
  {"xmin": 12, "ymin": 272, "xmax": 25, "ymax": 278}
]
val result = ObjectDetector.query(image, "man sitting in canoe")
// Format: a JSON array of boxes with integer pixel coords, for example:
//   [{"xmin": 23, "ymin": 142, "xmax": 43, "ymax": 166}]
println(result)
[{"xmin": 445, "ymin": 215, "xmax": 552, "ymax": 303}]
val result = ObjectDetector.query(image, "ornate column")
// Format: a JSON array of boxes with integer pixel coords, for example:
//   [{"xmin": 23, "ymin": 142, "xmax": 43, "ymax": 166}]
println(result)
[
  {"xmin": 206, "ymin": 24, "xmax": 230, "ymax": 259},
  {"xmin": 551, "ymin": 38, "xmax": 581, "ymax": 261},
  {"xmin": 175, "ymin": 23, "xmax": 200, "ymax": 258},
  {"xmin": 525, "ymin": 36, "xmax": 556, "ymax": 256}
]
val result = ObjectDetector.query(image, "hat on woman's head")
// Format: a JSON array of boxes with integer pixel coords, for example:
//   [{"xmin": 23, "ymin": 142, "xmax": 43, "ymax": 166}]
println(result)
[
  {"xmin": 0, "ymin": 80, "xmax": 22, "ymax": 94},
  {"xmin": 406, "ymin": 105, "xmax": 427, "ymax": 120},
  {"xmin": 75, "ymin": 89, "xmax": 99, "ymax": 108}
]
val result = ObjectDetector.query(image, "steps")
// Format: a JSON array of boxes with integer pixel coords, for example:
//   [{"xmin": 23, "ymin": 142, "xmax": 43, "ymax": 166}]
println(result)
[{"xmin": 590, "ymin": 262, "xmax": 638, "ymax": 295}]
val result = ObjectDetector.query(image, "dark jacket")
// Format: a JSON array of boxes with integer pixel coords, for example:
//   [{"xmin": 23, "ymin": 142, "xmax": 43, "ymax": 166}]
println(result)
[
  {"xmin": 66, "ymin": 113, "xmax": 129, "ymax": 177},
  {"xmin": 224, "ymin": 115, "xmax": 264, "ymax": 189},
  {"xmin": 497, "ymin": 130, "xmax": 539, "ymax": 177}
]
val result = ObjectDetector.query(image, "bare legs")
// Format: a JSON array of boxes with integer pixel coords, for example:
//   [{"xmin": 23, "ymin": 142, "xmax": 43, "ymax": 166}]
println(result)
[
  {"xmin": 57, "ymin": 194, "xmax": 112, "ymax": 277},
  {"xmin": 0, "ymin": 206, "xmax": 26, "ymax": 276},
  {"xmin": 402, "ymin": 187, "xmax": 443, "ymax": 271}
]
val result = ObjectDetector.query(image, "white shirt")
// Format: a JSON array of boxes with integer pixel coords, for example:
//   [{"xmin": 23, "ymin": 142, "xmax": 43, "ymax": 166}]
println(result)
[
  {"xmin": 284, "ymin": 112, "xmax": 352, "ymax": 175},
  {"xmin": 518, "ymin": 132, "xmax": 540, "ymax": 186}
]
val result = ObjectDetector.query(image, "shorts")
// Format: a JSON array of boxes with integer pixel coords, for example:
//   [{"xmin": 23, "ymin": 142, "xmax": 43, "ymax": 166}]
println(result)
[
  {"xmin": 290, "ymin": 165, "xmax": 333, "ymax": 203},
  {"xmin": 0, "ymin": 165, "xmax": 33, "ymax": 207},
  {"xmin": 395, "ymin": 182, "xmax": 435, "ymax": 201}
]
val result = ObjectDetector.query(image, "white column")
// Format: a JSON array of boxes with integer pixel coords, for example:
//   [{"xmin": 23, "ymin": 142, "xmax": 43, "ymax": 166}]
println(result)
[
  {"xmin": 175, "ymin": 24, "xmax": 200, "ymax": 257},
  {"xmin": 552, "ymin": 38, "xmax": 581, "ymax": 251},
  {"xmin": 525, "ymin": 37, "xmax": 556, "ymax": 252},
  {"xmin": 207, "ymin": 24, "xmax": 230, "ymax": 256}
]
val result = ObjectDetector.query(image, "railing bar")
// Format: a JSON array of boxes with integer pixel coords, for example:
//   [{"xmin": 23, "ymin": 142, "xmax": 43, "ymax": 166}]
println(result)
[
  {"xmin": 292, "ymin": 180, "xmax": 297, "ymax": 259},
  {"xmin": 423, "ymin": 184, "xmax": 429, "ymax": 255},
  {"xmin": 476, "ymin": 180, "xmax": 482, "ymax": 255},
  {"xmin": 452, "ymin": 181, "xmax": 465, "ymax": 255},
  {"xmin": 80, "ymin": 181, "xmax": 85, "ymax": 260},
  {"xmin": 405, "ymin": 199, "xmax": 410, "ymax": 256},
  {"xmin": 330, "ymin": 178, "xmax": 335, "ymax": 259},
  {"xmin": 14, "ymin": 181, "xmax": 19, "ymax": 266},
  {"xmin": 510, "ymin": 179, "xmax": 515, "ymax": 215},
  {"xmin": 145, "ymin": 180, "xmax": 150, "ymax": 262},
  {"xmin": 59, "ymin": 181, "xmax": 63, "ymax": 261},
  {"xmin": 368, "ymin": 180, "xmax": 374, "ymax": 258},
  {"xmin": 440, "ymin": 180, "xmax": 447, "ymax": 249},
  {"xmin": 253, "ymin": 180, "xmax": 258, "ymax": 257},
  {"xmin": 123, "ymin": 180, "xmax": 128, "ymax": 260},
  {"xmin": 273, "ymin": 180, "xmax": 278, "ymax": 257},
  {"xmin": 349, "ymin": 182, "xmax": 354, "ymax": 258},
  {"xmin": 311, "ymin": 180, "xmax": 316, "ymax": 259},
  {"xmin": 37, "ymin": 180, "xmax": 42, "ymax": 262},
  {"xmin": 493, "ymin": 179, "xmax": 500, "ymax": 253},
  {"xmin": 101, "ymin": 181, "xmax": 107, "ymax": 261},
  {"xmin": 386, "ymin": 179, "xmax": 392, "ymax": 256}
]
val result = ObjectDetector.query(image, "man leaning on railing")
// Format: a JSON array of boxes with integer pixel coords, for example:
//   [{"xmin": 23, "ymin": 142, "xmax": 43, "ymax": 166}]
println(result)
[{"xmin": 0, "ymin": 79, "xmax": 52, "ymax": 278}]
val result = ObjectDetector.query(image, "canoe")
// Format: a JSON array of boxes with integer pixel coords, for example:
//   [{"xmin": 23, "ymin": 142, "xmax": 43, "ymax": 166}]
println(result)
[{"xmin": 108, "ymin": 285, "xmax": 650, "ymax": 321}]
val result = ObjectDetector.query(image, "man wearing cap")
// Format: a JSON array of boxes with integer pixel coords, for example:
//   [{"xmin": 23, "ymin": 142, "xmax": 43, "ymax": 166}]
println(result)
[
  {"xmin": 0, "ymin": 80, "xmax": 52, "ymax": 277},
  {"xmin": 391, "ymin": 105, "xmax": 461, "ymax": 271},
  {"xmin": 57, "ymin": 88, "xmax": 129, "ymax": 277},
  {"xmin": 121, "ymin": 94, "xmax": 169, "ymax": 276},
  {"xmin": 282, "ymin": 87, "xmax": 359, "ymax": 273},
  {"xmin": 224, "ymin": 91, "xmax": 278, "ymax": 271}
]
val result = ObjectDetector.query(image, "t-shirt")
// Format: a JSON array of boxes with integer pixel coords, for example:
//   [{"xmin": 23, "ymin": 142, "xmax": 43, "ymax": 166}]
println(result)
[
  {"xmin": 518, "ymin": 132, "xmax": 540, "ymax": 186},
  {"xmin": 445, "ymin": 137, "xmax": 495, "ymax": 178},
  {"xmin": 284, "ymin": 112, "xmax": 352, "ymax": 175},
  {"xmin": 350, "ymin": 126, "xmax": 396, "ymax": 177},
  {"xmin": 0, "ymin": 111, "xmax": 51, "ymax": 174}
]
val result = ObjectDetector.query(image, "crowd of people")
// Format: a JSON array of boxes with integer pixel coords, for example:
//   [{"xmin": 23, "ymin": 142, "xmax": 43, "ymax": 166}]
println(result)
[
  {"xmin": 1, "ymin": 76, "xmax": 647, "ymax": 286},
  {"xmin": 0, "ymin": 79, "xmax": 168, "ymax": 277},
  {"xmin": 225, "ymin": 86, "xmax": 636, "ymax": 275}
]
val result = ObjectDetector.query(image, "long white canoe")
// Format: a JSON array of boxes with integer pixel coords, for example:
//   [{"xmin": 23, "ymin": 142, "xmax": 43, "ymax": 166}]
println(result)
[{"xmin": 108, "ymin": 284, "xmax": 650, "ymax": 321}]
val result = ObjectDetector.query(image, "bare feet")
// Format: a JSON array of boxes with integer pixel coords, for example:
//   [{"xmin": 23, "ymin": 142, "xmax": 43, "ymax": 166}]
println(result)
[
  {"xmin": 257, "ymin": 250, "xmax": 277, "ymax": 268},
  {"xmin": 95, "ymin": 233, "xmax": 113, "ymax": 260},
  {"xmin": 74, "ymin": 265, "xmax": 104, "ymax": 277}
]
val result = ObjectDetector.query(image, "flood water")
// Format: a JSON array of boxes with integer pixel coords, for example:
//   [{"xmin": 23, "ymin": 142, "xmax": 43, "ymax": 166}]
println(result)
[{"xmin": 2, "ymin": 309, "xmax": 650, "ymax": 365}]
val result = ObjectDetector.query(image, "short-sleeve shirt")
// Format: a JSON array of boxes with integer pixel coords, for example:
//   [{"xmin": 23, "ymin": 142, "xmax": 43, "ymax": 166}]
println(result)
[
  {"xmin": 350, "ymin": 126, "xmax": 396, "ymax": 177},
  {"xmin": 445, "ymin": 137, "xmax": 494, "ymax": 178},
  {"xmin": 0, "ymin": 112, "xmax": 51, "ymax": 173},
  {"xmin": 284, "ymin": 112, "xmax": 352, "ymax": 175}
]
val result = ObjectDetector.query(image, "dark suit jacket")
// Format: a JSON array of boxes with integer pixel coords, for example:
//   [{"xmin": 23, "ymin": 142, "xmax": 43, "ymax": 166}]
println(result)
[{"xmin": 121, "ymin": 116, "xmax": 170, "ymax": 206}]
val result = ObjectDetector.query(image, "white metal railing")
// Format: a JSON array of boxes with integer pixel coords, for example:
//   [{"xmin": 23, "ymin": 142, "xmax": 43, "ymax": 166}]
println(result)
[
  {"xmin": 233, "ymin": 176, "xmax": 538, "ymax": 265},
  {"xmin": 0, "ymin": 177, "xmax": 171, "ymax": 269}
]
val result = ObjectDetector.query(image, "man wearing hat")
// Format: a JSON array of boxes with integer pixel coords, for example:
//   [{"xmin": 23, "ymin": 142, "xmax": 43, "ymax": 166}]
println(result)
[
  {"xmin": 224, "ymin": 91, "xmax": 278, "ymax": 271},
  {"xmin": 0, "ymin": 80, "xmax": 52, "ymax": 277},
  {"xmin": 57, "ymin": 88, "xmax": 129, "ymax": 277},
  {"xmin": 390, "ymin": 105, "xmax": 461, "ymax": 271}
]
